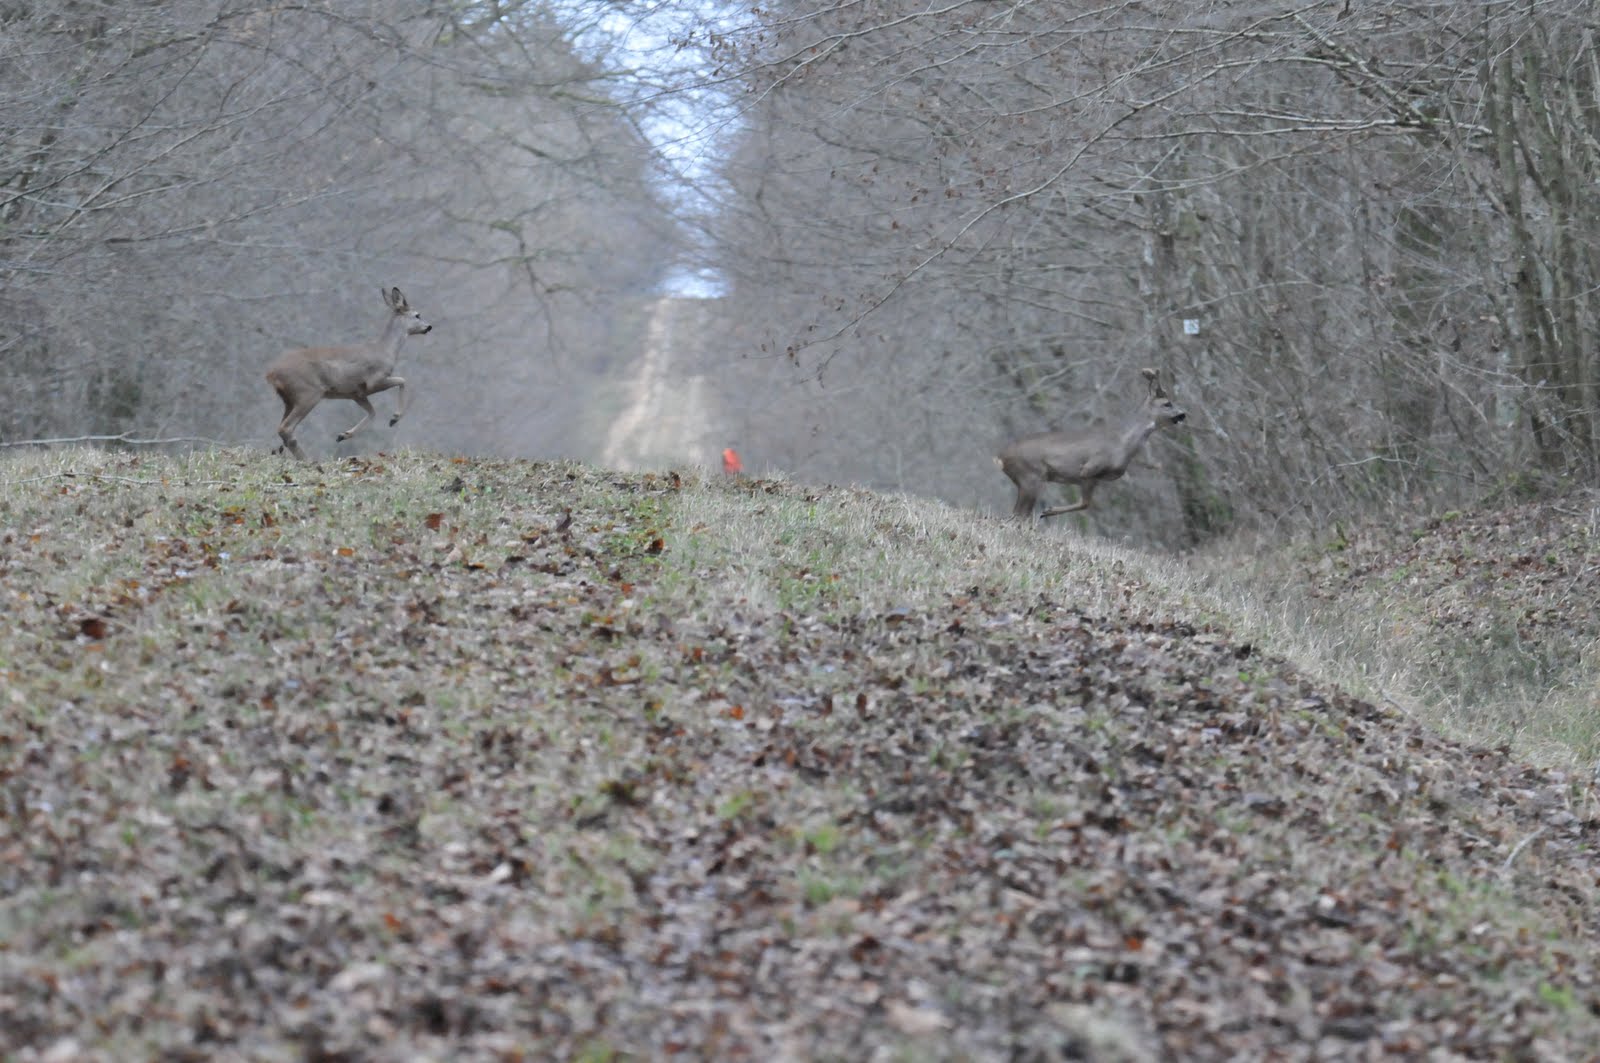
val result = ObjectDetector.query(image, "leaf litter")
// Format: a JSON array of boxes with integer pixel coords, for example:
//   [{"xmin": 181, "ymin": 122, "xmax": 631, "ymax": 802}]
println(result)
[{"xmin": 0, "ymin": 448, "xmax": 1597, "ymax": 1060}]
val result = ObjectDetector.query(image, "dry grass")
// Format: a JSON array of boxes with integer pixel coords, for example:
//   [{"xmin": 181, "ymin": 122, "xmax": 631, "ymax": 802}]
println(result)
[
  {"xmin": 3, "ymin": 447, "xmax": 1599, "ymax": 1060},
  {"xmin": 1191, "ymin": 494, "xmax": 1600, "ymax": 772}
]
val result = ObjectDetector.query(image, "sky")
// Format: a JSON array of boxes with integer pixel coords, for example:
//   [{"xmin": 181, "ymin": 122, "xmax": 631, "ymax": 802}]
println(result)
[{"xmin": 573, "ymin": 1, "xmax": 735, "ymax": 297}]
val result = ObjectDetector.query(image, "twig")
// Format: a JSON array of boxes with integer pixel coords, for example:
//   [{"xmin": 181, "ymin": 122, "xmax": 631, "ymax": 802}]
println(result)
[
  {"xmin": 1499, "ymin": 827, "xmax": 1546, "ymax": 877},
  {"xmin": 0, "ymin": 432, "xmax": 233, "ymax": 449},
  {"xmin": 0, "ymin": 471, "xmax": 311, "ymax": 489}
]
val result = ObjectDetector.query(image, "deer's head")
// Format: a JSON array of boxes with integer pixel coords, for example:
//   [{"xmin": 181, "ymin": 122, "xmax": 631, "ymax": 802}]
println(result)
[
  {"xmin": 385, "ymin": 286, "xmax": 432, "ymax": 336},
  {"xmin": 1141, "ymin": 367, "xmax": 1186, "ymax": 427}
]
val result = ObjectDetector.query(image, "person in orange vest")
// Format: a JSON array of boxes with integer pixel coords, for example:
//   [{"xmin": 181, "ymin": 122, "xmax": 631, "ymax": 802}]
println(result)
[{"xmin": 721, "ymin": 447, "xmax": 743, "ymax": 477}]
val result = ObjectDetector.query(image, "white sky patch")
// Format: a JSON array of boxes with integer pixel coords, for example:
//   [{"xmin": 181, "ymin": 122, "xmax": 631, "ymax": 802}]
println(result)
[{"xmin": 564, "ymin": 1, "xmax": 740, "ymax": 296}]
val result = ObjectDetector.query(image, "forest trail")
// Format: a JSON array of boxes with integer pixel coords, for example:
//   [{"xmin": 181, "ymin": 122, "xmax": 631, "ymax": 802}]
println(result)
[{"xmin": 600, "ymin": 296, "xmax": 716, "ymax": 472}]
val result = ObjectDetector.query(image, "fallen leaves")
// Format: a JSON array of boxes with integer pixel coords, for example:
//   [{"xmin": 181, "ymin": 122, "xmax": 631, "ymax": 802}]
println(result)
[
  {"xmin": 0, "ymin": 451, "xmax": 1597, "ymax": 1061},
  {"xmin": 75, "ymin": 615, "xmax": 108, "ymax": 640},
  {"xmin": 884, "ymin": 999, "xmax": 952, "ymax": 1036}
]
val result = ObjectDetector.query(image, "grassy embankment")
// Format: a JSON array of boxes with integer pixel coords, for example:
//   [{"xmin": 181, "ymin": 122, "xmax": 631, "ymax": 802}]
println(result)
[{"xmin": 2, "ymin": 446, "xmax": 1597, "ymax": 1060}]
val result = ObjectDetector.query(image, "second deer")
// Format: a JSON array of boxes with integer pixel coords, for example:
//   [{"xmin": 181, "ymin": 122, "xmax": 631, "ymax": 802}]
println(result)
[
  {"xmin": 266, "ymin": 286, "xmax": 432, "ymax": 461},
  {"xmin": 996, "ymin": 367, "xmax": 1186, "ymax": 521}
]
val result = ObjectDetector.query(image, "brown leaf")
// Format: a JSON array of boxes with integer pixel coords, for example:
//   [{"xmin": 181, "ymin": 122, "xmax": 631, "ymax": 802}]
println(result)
[
  {"xmin": 167, "ymin": 754, "xmax": 192, "ymax": 793},
  {"xmin": 885, "ymin": 1001, "xmax": 951, "ymax": 1035}
]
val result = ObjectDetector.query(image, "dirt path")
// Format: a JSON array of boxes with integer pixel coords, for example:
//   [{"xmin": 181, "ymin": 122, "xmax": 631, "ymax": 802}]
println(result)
[{"xmin": 601, "ymin": 296, "xmax": 714, "ymax": 471}]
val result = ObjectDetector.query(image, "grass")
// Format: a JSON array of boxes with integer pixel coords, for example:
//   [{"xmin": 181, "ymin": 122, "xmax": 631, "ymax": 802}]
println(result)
[
  {"xmin": 1189, "ymin": 498, "xmax": 1600, "ymax": 770},
  {"xmin": 2, "ymin": 446, "xmax": 1599, "ymax": 1059}
]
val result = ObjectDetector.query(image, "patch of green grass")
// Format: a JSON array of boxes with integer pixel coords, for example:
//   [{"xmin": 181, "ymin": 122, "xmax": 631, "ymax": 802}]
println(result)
[
  {"xmin": 717, "ymin": 789, "xmax": 757, "ymax": 820},
  {"xmin": 799, "ymin": 870, "xmax": 865, "ymax": 909},
  {"xmin": 803, "ymin": 821, "xmax": 843, "ymax": 855},
  {"xmin": 574, "ymin": 1039, "xmax": 620, "ymax": 1063}
]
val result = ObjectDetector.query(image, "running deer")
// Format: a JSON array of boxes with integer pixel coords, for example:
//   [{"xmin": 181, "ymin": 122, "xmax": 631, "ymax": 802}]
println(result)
[
  {"xmin": 265, "ymin": 286, "xmax": 432, "ymax": 460},
  {"xmin": 996, "ymin": 367, "xmax": 1186, "ymax": 520}
]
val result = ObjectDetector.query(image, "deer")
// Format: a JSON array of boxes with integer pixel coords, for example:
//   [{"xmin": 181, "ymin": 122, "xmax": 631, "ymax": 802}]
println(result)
[
  {"xmin": 996, "ymin": 367, "xmax": 1186, "ymax": 521},
  {"xmin": 265, "ymin": 286, "xmax": 432, "ymax": 461}
]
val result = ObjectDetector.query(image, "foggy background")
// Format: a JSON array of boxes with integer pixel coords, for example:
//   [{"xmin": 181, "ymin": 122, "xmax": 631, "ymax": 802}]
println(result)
[{"xmin": 6, "ymin": 1, "xmax": 1599, "ymax": 548}]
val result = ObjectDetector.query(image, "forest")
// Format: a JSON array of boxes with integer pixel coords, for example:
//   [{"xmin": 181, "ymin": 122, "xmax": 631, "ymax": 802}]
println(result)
[
  {"xmin": 9, "ymin": 5, "xmax": 1600, "ymax": 1056},
  {"xmin": 7, "ymin": 0, "xmax": 1600, "ymax": 545}
]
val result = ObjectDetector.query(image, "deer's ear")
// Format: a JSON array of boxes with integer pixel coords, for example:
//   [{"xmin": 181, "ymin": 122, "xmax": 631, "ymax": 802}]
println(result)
[{"xmin": 385, "ymin": 287, "xmax": 407, "ymax": 311}]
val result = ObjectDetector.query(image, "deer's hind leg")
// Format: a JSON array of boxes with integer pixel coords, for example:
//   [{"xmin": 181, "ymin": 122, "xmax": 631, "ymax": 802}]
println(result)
[
  {"xmin": 1039, "ymin": 481, "xmax": 1095, "ymax": 519},
  {"xmin": 1010, "ymin": 477, "xmax": 1043, "ymax": 521},
  {"xmin": 271, "ymin": 384, "xmax": 314, "ymax": 461}
]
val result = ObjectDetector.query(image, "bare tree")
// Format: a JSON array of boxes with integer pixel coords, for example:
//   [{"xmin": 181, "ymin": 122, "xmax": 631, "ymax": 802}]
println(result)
[
  {"xmin": 0, "ymin": 1, "xmax": 680, "ymax": 457},
  {"xmin": 624, "ymin": 0, "xmax": 1600, "ymax": 544}
]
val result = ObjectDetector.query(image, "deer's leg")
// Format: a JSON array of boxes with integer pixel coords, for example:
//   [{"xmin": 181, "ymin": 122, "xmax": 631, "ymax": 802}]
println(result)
[
  {"xmin": 337, "ymin": 397, "xmax": 377, "ymax": 442},
  {"xmin": 276, "ymin": 396, "xmax": 316, "ymax": 461},
  {"xmin": 1011, "ymin": 479, "xmax": 1041, "ymax": 521},
  {"xmin": 361, "ymin": 375, "xmax": 408, "ymax": 426},
  {"xmin": 271, "ymin": 393, "xmax": 292, "ymax": 456},
  {"xmin": 1039, "ymin": 481, "xmax": 1094, "ymax": 519}
]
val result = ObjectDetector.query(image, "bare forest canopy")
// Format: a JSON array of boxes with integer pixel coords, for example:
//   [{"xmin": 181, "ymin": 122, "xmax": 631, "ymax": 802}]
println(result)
[
  {"xmin": 0, "ymin": 2, "xmax": 678, "ymax": 461},
  {"xmin": 8, "ymin": 1, "xmax": 1600, "ymax": 546}
]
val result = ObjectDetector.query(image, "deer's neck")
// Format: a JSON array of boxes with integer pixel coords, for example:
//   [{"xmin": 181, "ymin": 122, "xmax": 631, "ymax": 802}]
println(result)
[
  {"xmin": 378, "ymin": 315, "xmax": 409, "ymax": 365},
  {"xmin": 1112, "ymin": 415, "xmax": 1160, "ymax": 469}
]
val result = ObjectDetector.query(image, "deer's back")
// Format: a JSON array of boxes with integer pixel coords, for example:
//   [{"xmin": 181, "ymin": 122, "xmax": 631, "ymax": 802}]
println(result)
[
  {"xmin": 999, "ymin": 427, "xmax": 1101, "ymax": 461},
  {"xmin": 266, "ymin": 344, "xmax": 393, "ymax": 398},
  {"xmin": 998, "ymin": 427, "xmax": 1113, "ymax": 484}
]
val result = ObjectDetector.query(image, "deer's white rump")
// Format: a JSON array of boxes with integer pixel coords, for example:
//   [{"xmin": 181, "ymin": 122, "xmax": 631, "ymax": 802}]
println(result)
[
  {"xmin": 265, "ymin": 286, "xmax": 432, "ymax": 461},
  {"xmin": 997, "ymin": 367, "xmax": 1186, "ymax": 521}
]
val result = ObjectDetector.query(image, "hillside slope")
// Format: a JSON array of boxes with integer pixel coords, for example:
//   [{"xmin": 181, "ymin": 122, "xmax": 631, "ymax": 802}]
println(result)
[
  {"xmin": 1, "ymin": 449, "xmax": 1597, "ymax": 1060},
  {"xmin": 1204, "ymin": 490, "xmax": 1600, "ymax": 767}
]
